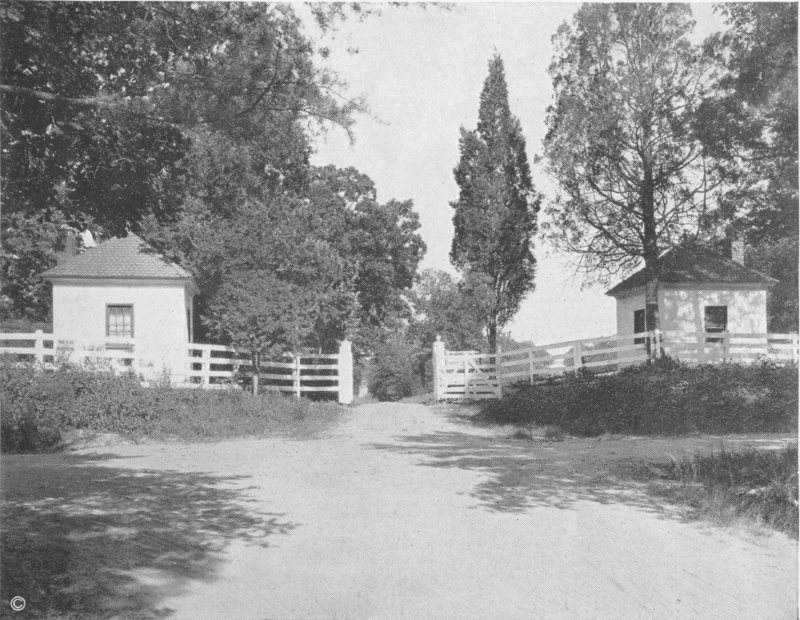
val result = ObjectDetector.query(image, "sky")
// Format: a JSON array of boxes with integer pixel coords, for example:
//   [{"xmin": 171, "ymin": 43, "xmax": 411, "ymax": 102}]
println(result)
[{"xmin": 306, "ymin": 3, "xmax": 726, "ymax": 345}]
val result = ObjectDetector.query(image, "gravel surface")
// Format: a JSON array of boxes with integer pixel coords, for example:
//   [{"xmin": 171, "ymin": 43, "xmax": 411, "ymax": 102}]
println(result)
[{"xmin": 4, "ymin": 402, "xmax": 796, "ymax": 619}]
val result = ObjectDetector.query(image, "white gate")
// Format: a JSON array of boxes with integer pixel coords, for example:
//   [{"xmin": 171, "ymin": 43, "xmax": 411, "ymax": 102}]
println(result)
[{"xmin": 432, "ymin": 337, "xmax": 500, "ymax": 401}]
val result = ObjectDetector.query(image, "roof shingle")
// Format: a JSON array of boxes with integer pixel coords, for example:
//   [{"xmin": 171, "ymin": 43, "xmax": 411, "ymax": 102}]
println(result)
[
  {"xmin": 606, "ymin": 244, "xmax": 777, "ymax": 296},
  {"xmin": 42, "ymin": 234, "xmax": 193, "ymax": 281}
]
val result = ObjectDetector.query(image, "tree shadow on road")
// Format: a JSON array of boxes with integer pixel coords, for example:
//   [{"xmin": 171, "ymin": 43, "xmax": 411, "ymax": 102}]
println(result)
[
  {"xmin": 1, "ymin": 453, "xmax": 295, "ymax": 619},
  {"xmin": 371, "ymin": 431, "xmax": 684, "ymax": 518}
]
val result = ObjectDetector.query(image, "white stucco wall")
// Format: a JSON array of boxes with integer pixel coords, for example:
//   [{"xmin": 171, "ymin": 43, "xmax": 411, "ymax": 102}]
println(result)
[
  {"xmin": 51, "ymin": 278, "xmax": 194, "ymax": 382},
  {"xmin": 613, "ymin": 284, "xmax": 769, "ymax": 338},
  {"xmin": 660, "ymin": 285, "xmax": 768, "ymax": 335},
  {"xmin": 614, "ymin": 287, "xmax": 646, "ymax": 335}
]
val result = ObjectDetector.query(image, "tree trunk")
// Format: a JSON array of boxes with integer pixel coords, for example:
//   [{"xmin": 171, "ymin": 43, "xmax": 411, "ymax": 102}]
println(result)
[
  {"xmin": 641, "ymin": 151, "xmax": 661, "ymax": 334},
  {"xmin": 488, "ymin": 316, "xmax": 498, "ymax": 354},
  {"xmin": 641, "ymin": 154, "xmax": 661, "ymax": 361},
  {"xmin": 251, "ymin": 351, "xmax": 260, "ymax": 395}
]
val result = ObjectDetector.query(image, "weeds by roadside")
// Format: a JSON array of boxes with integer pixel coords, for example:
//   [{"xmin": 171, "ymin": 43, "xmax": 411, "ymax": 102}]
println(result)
[
  {"xmin": 509, "ymin": 424, "xmax": 565, "ymax": 442},
  {"xmin": 622, "ymin": 445, "xmax": 798, "ymax": 538}
]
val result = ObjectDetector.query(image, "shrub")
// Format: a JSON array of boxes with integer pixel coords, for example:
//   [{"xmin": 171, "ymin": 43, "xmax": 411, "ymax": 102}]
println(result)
[
  {"xmin": 368, "ymin": 337, "xmax": 420, "ymax": 401},
  {"xmin": 0, "ymin": 359, "xmax": 344, "ymax": 452},
  {"xmin": 0, "ymin": 361, "xmax": 159, "ymax": 451},
  {"xmin": 478, "ymin": 360, "xmax": 798, "ymax": 436}
]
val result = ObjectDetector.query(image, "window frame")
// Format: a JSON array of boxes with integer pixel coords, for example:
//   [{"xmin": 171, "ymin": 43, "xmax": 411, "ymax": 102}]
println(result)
[{"xmin": 106, "ymin": 304, "xmax": 134, "ymax": 339}]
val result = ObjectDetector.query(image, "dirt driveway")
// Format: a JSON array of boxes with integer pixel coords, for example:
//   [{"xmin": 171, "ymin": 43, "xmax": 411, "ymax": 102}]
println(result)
[{"xmin": 3, "ymin": 402, "xmax": 797, "ymax": 619}]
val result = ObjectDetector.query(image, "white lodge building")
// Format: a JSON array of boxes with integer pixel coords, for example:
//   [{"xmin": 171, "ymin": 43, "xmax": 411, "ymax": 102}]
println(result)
[
  {"xmin": 42, "ymin": 234, "xmax": 197, "ymax": 381},
  {"xmin": 606, "ymin": 244, "xmax": 777, "ymax": 348}
]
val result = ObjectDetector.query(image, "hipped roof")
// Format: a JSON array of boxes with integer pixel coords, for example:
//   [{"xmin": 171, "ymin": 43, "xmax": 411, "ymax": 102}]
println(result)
[
  {"xmin": 606, "ymin": 244, "xmax": 777, "ymax": 297},
  {"xmin": 42, "ymin": 234, "xmax": 194, "ymax": 282}
]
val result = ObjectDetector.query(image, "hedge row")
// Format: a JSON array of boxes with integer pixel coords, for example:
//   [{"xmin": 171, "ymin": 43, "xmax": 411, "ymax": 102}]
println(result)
[
  {"xmin": 478, "ymin": 359, "xmax": 798, "ymax": 436},
  {"xmin": 0, "ymin": 360, "xmax": 342, "ymax": 452}
]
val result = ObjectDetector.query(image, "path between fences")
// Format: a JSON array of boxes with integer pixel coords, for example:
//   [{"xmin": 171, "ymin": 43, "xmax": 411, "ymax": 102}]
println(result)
[{"xmin": 68, "ymin": 402, "xmax": 795, "ymax": 619}]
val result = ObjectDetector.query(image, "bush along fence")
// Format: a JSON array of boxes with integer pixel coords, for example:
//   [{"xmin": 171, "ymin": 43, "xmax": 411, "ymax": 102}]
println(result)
[
  {"xmin": 433, "ymin": 331, "xmax": 799, "ymax": 401},
  {"xmin": 0, "ymin": 331, "xmax": 354, "ymax": 405}
]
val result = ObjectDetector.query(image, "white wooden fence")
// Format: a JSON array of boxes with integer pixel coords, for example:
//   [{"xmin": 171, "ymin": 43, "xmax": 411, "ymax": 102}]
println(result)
[
  {"xmin": 187, "ymin": 341, "xmax": 353, "ymax": 404},
  {"xmin": 433, "ymin": 331, "xmax": 799, "ymax": 401},
  {"xmin": 0, "ymin": 331, "xmax": 354, "ymax": 404}
]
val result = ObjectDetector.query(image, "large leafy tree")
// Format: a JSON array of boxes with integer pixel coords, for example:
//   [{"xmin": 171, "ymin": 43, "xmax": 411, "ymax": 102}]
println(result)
[
  {"xmin": 450, "ymin": 54, "xmax": 540, "ymax": 352},
  {"xmin": 300, "ymin": 165, "xmax": 426, "ymax": 352},
  {"xmin": 543, "ymin": 4, "xmax": 713, "ymax": 331},
  {"xmin": 144, "ymin": 164, "xmax": 425, "ymax": 354},
  {"xmin": 1, "ymin": 2, "xmax": 185, "ymax": 229},
  {"xmin": 698, "ymin": 3, "xmax": 797, "ymax": 242},
  {"xmin": 697, "ymin": 3, "xmax": 798, "ymax": 331},
  {"xmin": 1, "ymin": 2, "xmax": 360, "ymax": 227},
  {"xmin": 1, "ymin": 2, "xmax": 362, "ymax": 320},
  {"xmin": 202, "ymin": 197, "xmax": 355, "ymax": 394},
  {"xmin": 408, "ymin": 269, "xmax": 491, "ymax": 352},
  {"xmin": 0, "ymin": 211, "xmax": 68, "ymax": 321}
]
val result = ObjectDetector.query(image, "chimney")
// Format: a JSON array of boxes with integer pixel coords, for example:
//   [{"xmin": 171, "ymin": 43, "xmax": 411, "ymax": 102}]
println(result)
[
  {"xmin": 80, "ymin": 229, "xmax": 96, "ymax": 248},
  {"xmin": 730, "ymin": 235, "xmax": 745, "ymax": 266}
]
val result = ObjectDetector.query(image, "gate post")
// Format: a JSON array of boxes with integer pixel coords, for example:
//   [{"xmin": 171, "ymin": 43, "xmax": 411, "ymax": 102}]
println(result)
[
  {"xmin": 337, "ymin": 339, "xmax": 354, "ymax": 405},
  {"xmin": 432, "ymin": 335, "xmax": 445, "ymax": 401}
]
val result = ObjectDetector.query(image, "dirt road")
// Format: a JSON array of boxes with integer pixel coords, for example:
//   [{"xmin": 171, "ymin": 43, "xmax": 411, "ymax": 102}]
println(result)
[{"xmin": 8, "ymin": 402, "xmax": 797, "ymax": 618}]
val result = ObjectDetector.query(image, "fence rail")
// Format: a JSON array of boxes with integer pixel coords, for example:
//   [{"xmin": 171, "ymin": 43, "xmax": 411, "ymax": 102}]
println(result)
[
  {"xmin": 433, "ymin": 330, "xmax": 799, "ymax": 401},
  {"xmin": 0, "ymin": 332, "xmax": 354, "ymax": 404},
  {"xmin": 186, "ymin": 341, "xmax": 350, "ymax": 402}
]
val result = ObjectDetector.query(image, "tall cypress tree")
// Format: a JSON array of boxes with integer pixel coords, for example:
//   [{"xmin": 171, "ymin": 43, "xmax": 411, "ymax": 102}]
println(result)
[{"xmin": 450, "ymin": 54, "xmax": 540, "ymax": 352}]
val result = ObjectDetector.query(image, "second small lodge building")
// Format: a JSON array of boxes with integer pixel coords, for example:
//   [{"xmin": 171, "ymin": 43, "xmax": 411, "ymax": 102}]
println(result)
[{"xmin": 606, "ymin": 243, "xmax": 777, "ymax": 344}]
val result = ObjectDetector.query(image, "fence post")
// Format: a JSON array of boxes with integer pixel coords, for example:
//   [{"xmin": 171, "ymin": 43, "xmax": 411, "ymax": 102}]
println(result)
[
  {"xmin": 495, "ymin": 345, "xmax": 503, "ymax": 398},
  {"xmin": 573, "ymin": 340, "xmax": 582, "ymax": 371},
  {"xmin": 528, "ymin": 349, "xmax": 534, "ymax": 385},
  {"xmin": 293, "ymin": 354, "xmax": 301, "ymax": 400},
  {"xmin": 33, "ymin": 329, "xmax": 44, "ymax": 365},
  {"xmin": 432, "ymin": 336, "xmax": 445, "ymax": 401},
  {"xmin": 722, "ymin": 330, "xmax": 730, "ymax": 363},
  {"xmin": 337, "ymin": 339, "xmax": 354, "ymax": 405},
  {"xmin": 231, "ymin": 351, "xmax": 242, "ymax": 389},
  {"xmin": 654, "ymin": 329, "xmax": 663, "ymax": 360},
  {"xmin": 201, "ymin": 346, "xmax": 211, "ymax": 388},
  {"xmin": 463, "ymin": 354, "xmax": 469, "ymax": 397}
]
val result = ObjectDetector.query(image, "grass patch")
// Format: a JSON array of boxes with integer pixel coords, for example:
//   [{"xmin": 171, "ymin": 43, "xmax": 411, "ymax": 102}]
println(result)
[
  {"xmin": 1, "ymin": 360, "xmax": 345, "ymax": 452},
  {"xmin": 143, "ymin": 387, "xmax": 343, "ymax": 442},
  {"xmin": 623, "ymin": 445, "xmax": 798, "ymax": 538},
  {"xmin": 477, "ymin": 359, "xmax": 798, "ymax": 436}
]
